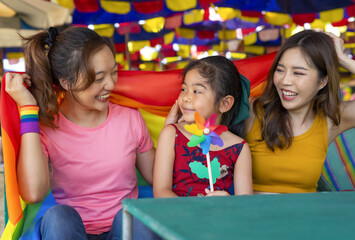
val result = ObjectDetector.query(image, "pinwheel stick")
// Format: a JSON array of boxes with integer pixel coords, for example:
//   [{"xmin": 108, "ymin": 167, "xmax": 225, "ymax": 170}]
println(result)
[{"xmin": 206, "ymin": 152, "xmax": 214, "ymax": 192}]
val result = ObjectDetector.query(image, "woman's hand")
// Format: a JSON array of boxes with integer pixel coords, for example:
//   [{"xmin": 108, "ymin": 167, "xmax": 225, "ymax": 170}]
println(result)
[
  {"xmin": 324, "ymin": 32, "xmax": 355, "ymax": 74},
  {"xmin": 5, "ymin": 73, "xmax": 37, "ymax": 106},
  {"xmin": 164, "ymin": 101, "xmax": 184, "ymax": 126},
  {"xmin": 205, "ymin": 189, "xmax": 230, "ymax": 196},
  {"xmin": 324, "ymin": 32, "xmax": 348, "ymax": 65}
]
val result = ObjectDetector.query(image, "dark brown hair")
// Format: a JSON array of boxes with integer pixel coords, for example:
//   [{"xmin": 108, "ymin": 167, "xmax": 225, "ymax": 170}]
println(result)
[
  {"xmin": 181, "ymin": 56, "xmax": 244, "ymax": 136},
  {"xmin": 22, "ymin": 26, "xmax": 115, "ymax": 128},
  {"xmin": 253, "ymin": 30, "xmax": 340, "ymax": 150}
]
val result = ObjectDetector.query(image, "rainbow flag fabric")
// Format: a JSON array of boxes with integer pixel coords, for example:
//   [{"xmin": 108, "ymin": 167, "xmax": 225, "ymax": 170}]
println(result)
[{"xmin": 322, "ymin": 129, "xmax": 355, "ymax": 191}]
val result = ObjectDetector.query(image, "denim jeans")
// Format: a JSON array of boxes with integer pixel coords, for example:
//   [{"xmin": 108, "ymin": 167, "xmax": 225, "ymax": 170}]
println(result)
[{"xmin": 40, "ymin": 205, "xmax": 160, "ymax": 240}]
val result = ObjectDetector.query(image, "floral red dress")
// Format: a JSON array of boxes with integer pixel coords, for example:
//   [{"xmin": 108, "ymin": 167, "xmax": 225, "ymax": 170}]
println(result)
[{"xmin": 171, "ymin": 125, "xmax": 246, "ymax": 196}]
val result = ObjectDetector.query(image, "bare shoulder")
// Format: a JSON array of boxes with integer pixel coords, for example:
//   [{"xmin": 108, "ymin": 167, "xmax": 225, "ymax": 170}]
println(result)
[
  {"xmin": 222, "ymin": 131, "xmax": 247, "ymax": 147},
  {"xmin": 160, "ymin": 124, "xmax": 177, "ymax": 137}
]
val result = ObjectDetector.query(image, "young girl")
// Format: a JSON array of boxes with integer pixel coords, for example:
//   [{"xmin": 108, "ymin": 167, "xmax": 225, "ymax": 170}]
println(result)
[
  {"xmin": 153, "ymin": 56, "xmax": 253, "ymax": 197},
  {"xmin": 5, "ymin": 26, "xmax": 159, "ymax": 239},
  {"xmin": 244, "ymin": 30, "xmax": 355, "ymax": 194}
]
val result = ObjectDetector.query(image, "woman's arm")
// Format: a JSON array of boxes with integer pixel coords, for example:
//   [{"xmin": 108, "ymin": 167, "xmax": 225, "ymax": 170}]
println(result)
[
  {"xmin": 5, "ymin": 73, "xmax": 50, "ymax": 203},
  {"xmin": 329, "ymin": 101, "xmax": 355, "ymax": 144},
  {"xmin": 136, "ymin": 148, "xmax": 155, "ymax": 185},
  {"xmin": 137, "ymin": 102, "xmax": 183, "ymax": 186},
  {"xmin": 233, "ymin": 143, "xmax": 253, "ymax": 195},
  {"xmin": 325, "ymin": 32, "xmax": 355, "ymax": 74},
  {"xmin": 325, "ymin": 33, "xmax": 355, "ymax": 143},
  {"xmin": 153, "ymin": 125, "xmax": 178, "ymax": 198}
]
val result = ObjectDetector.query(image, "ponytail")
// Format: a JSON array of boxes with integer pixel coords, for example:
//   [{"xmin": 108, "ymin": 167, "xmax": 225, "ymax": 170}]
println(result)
[{"xmin": 22, "ymin": 30, "xmax": 61, "ymax": 129}]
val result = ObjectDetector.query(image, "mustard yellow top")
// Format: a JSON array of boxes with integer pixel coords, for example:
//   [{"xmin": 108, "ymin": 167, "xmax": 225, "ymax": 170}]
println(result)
[{"xmin": 245, "ymin": 113, "xmax": 328, "ymax": 193}]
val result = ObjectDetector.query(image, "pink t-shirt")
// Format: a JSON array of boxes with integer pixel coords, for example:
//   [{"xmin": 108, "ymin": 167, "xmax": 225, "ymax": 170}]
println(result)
[{"xmin": 40, "ymin": 103, "xmax": 154, "ymax": 234}]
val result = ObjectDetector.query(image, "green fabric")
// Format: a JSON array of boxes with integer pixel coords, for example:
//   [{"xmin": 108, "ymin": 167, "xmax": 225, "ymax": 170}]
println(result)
[
  {"xmin": 233, "ymin": 74, "xmax": 250, "ymax": 125},
  {"xmin": 136, "ymin": 169, "xmax": 149, "ymax": 186},
  {"xmin": 2, "ymin": 170, "xmax": 8, "ymax": 226},
  {"xmin": 21, "ymin": 194, "xmax": 49, "ymax": 234}
]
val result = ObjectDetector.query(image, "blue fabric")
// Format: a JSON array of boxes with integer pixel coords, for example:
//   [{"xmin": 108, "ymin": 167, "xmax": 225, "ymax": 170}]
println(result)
[
  {"xmin": 138, "ymin": 186, "xmax": 153, "ymax": 198},
  {"xmin": 20, "ymin": 192, "xmax": 56, "ymax": 240}
]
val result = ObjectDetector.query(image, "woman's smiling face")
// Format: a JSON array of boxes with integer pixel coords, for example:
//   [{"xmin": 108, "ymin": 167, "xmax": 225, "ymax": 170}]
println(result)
[
  {"xmin": 273, "ymin": 47, "xmax": 327, "ymax": 114},
  {"xmin": 65, "ymin": 45, "xmax": 118, "ymax": 113}
]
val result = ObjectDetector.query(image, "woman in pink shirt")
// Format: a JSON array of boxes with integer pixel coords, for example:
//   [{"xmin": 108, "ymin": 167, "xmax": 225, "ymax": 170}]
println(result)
[{"xmin": 5, "ymin": 26, "xmax": 160, "ymax": 239}]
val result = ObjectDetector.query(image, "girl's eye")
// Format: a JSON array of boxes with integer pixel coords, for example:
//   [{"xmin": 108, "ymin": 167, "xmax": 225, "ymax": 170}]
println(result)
[
  {"xmin": 181, "ymin": 88, "xmax": 186, "ymax": 92},
  {"xmin": 275, "ymin": 68, "xmax": 283, "ymax": 72},
  {"xmin": 95, "ymin": 78, "xmax": 104, "ymax": 82},
  {"xmin": 194, "ymin": 90, "xmax": 201, "ymax": 94},
  {"xmin": 111, "ymin": 70, "xmax": 118, "ymax": 75}
]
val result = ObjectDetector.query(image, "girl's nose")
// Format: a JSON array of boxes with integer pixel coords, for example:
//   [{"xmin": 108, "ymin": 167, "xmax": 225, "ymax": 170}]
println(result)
[{"xmin": 182, "ymin": 93, "xmax": 190, "ymax": 102}]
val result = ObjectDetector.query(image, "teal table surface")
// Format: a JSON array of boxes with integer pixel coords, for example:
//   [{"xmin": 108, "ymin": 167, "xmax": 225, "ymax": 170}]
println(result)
[{"xmin": 122, "ymin": 191, "xmax": 355, "ymax": 240}]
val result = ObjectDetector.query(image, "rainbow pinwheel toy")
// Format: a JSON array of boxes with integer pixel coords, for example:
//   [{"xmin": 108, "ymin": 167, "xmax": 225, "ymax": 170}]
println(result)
[{"xmin": 185, "ymin": 112, "xmax": 228, "ymax": 192}]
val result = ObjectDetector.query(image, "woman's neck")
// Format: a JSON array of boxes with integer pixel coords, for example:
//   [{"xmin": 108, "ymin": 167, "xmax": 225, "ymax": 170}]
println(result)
[
  {"xmin": 60, "ymin": 98, "xmax": 109, "ymax": 128},
  {"xmin": 288, "ymin": 104, "xmax": 316, "ymax": 137}
]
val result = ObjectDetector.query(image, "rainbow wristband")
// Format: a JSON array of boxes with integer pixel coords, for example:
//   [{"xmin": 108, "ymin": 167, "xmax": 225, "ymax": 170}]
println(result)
[{"xmin": 20, "ymin": 105, "xmax": 40, "ymax": 135}]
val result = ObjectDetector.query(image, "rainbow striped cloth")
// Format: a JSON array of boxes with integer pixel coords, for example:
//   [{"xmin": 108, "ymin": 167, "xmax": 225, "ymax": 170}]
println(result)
[
  {"xmin": 322, "ymin": 129, "xmax": 355, "ymax": 191},
  {"xmin": 1, "ymin": 52, "xmax": 275, "ymax": 239}
]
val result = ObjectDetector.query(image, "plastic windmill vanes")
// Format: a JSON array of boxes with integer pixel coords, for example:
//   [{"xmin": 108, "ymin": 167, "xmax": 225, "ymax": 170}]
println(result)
[{"xmin": 185, "ymin": 112, "xmax": 228, "ymax": 192}]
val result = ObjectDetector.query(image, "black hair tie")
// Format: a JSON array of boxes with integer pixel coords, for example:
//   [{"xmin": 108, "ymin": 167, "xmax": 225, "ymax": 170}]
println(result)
[{"xmin": 45, "ymin": 27, "xmax": 58, "ymax": 48}]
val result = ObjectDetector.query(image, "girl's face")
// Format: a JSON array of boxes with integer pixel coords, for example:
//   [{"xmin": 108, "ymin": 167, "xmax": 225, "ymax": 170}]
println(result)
[
  {"xmin": 273, "ymin": 47, "xmax": 327, "ymax": 114},
  {"xmin": 66, "ymin": 45, "xmax": 118, "ymax": 114},
  {"xmin": 178, "ymin": 68, "xmax": 220, "ymax": 123}
]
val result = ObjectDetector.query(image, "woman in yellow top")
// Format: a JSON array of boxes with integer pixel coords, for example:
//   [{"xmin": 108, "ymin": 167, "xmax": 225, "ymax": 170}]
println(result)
[{"xmin": 244, "ymin": 30, "xmax": 355, "ymax": 194}]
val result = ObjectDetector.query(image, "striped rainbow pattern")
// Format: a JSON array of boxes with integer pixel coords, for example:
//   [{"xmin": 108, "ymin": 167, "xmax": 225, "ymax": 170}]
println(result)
[
  {"xmin": 322, "ymin": 129, "xmax": 355, "ymax": 191},
  {"xmin": 19, "ymin": 106, "xmax": 39, "ymax": 120}
]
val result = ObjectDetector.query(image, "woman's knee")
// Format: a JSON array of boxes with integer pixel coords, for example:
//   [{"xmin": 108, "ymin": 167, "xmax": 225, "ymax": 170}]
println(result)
[
  {"xmin": 41, "ymin": 205, "xmax": 84, "ymax": 232},
  {"xmin": 42, "ymin": 205, "xmax": 81, "ymax": 224},
  {"xmin": 41, "ymin": 205, "xmax": 87, "ymax": 239}
]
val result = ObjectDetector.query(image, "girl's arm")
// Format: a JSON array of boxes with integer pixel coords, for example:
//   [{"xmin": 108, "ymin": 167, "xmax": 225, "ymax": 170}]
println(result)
[
  {"xmin": 205, "ymin": 142, "xmax": 253, "ymax": 196},
  {"xmin": 136, "ymin": 148, "xmax": 155, "ymax": 185},
  {"xmin": 153, "ymin": 125, "xmax": 178, "ymax": 198},
  {"xmin": 5, "ymin": 73, "xmax": 50, "ymax": 203},
  {"xmin": 233, "ymin": 143, "xmax": 253, "ymax": 195}
]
